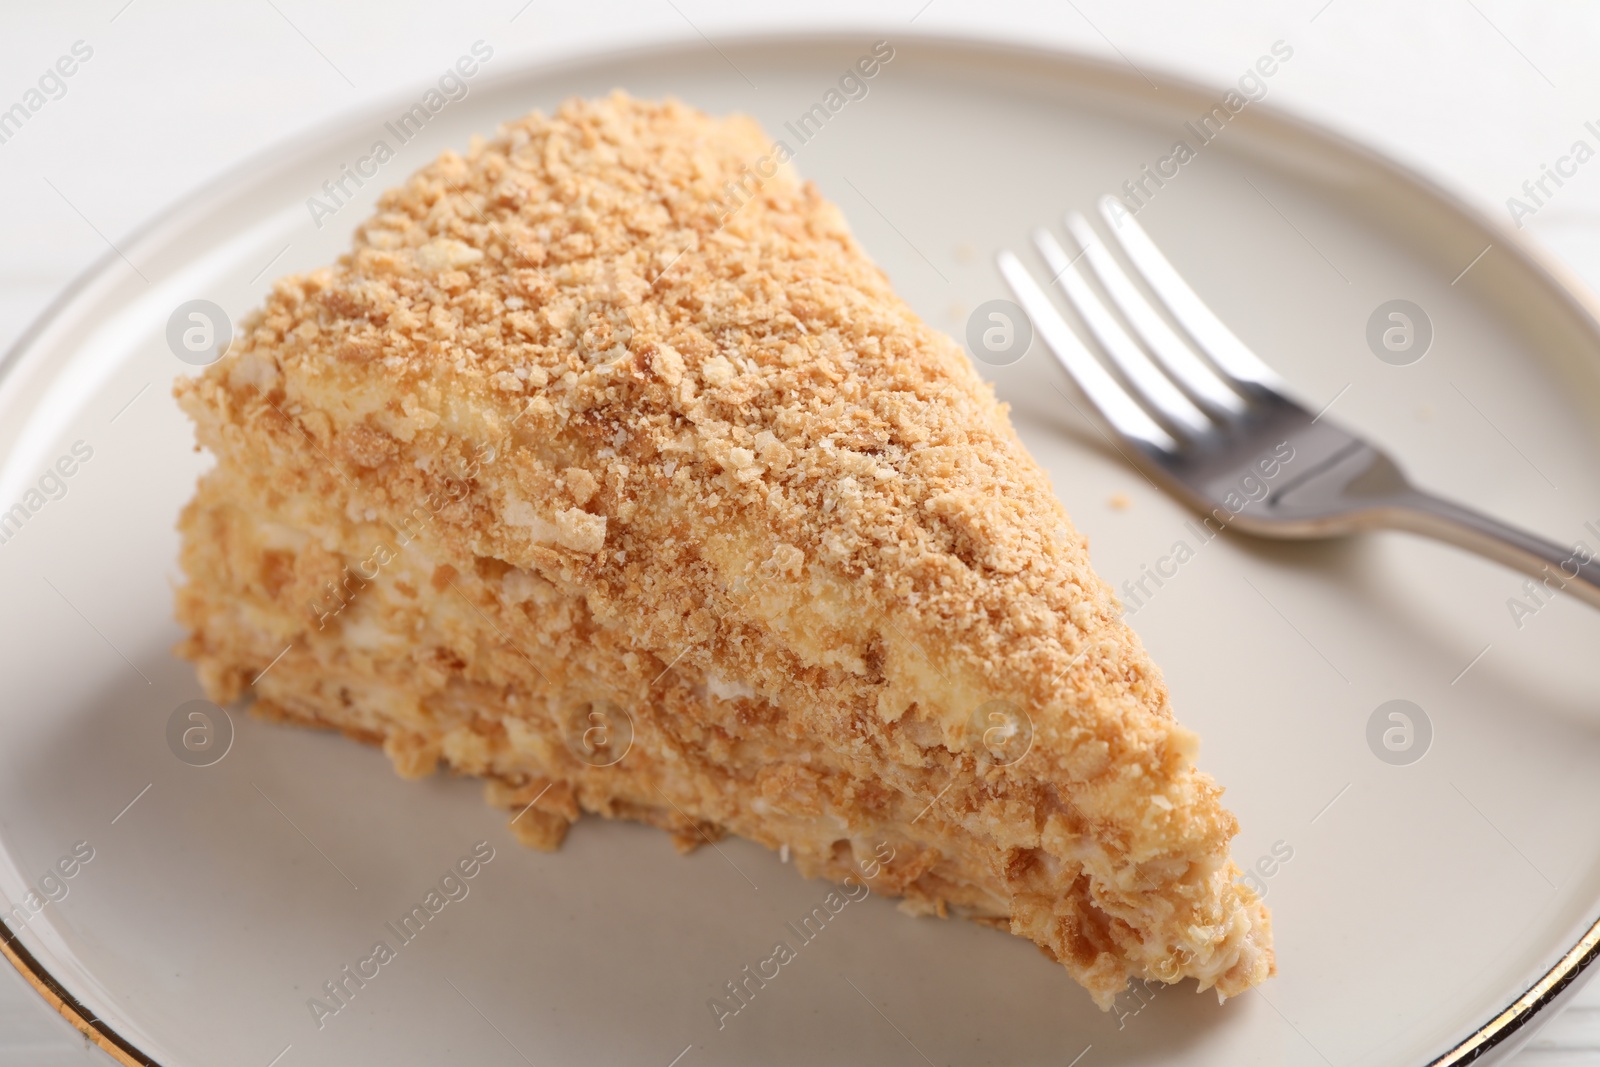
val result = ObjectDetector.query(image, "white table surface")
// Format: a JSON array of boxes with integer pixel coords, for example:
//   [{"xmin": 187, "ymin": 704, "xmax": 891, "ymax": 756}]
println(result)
[{"xmin": 1, "ymin": 1, "xmax": 1598, "ymax": 1062}]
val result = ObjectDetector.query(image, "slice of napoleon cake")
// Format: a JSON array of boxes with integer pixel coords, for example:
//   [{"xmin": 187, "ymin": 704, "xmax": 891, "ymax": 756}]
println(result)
[{"xmin": 174, "ymin": 91, "xmax": 1273, "ymax": 1009}]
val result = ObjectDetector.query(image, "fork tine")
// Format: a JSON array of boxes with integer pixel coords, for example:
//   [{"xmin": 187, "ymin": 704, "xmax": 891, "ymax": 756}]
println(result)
[
  {"xmin": 997, "ymin": 250, "xmax": 1178, "ymax": 454},
  {"xmin": 1031, "ymin": 228, "xmax": 1212, "ymax": 438},
  {"xmin": 1097, "ymin": 195, "xmax": 1288, "ymax": 394},
  {"xmin": 1063, "ymin": 212, "xmax": 1247, "ymax": 417}
]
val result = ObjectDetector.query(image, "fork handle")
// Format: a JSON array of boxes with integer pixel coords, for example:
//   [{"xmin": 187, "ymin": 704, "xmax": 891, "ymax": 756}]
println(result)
[{"xmin": 1388, "ymin": 490, "xmax": 1600, "ymax": 612}]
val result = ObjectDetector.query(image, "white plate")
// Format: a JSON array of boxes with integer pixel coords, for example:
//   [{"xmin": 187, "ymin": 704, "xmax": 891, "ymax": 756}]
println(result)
[{"xmin": 3, "ymin": 34, "xmax": 1600, "ymax": 1067}]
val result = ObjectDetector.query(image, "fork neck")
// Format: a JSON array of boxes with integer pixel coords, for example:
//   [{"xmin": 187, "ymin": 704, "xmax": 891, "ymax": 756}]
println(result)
[{"xmin": 1387, "ymin": 489, "xmax": 1600, "ymax": 612}]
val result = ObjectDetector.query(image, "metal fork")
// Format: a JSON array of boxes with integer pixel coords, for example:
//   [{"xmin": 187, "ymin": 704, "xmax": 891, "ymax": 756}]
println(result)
[{"xmin": 998, "ymin": 195, "xmax": 1600, "ymax": 609}]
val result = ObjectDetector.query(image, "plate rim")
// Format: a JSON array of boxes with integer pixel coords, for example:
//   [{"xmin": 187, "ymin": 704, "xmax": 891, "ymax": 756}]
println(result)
[{"xmin": 2, "ymin": 27, "xmax": 1598, "ymax": 1067}]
